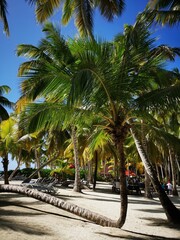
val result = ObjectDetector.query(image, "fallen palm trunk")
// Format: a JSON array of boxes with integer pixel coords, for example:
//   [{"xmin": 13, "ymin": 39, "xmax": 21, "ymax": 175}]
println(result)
[{"xmin": 0, "ymin": 184, "xmax": 116, "ymax": 227}]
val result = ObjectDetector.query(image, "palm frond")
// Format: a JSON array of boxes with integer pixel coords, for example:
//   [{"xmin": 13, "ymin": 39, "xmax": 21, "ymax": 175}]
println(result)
[
  {"xmin": 146, "ymin": 0, "xmax": 180, "ymax": 26},
  {"xmin": 62, "ymin": 0, "xmax": 75, "ymax": 25},
  {"xmin": 97, "ymin": 0, "xmax": 125, "ymax": 21},
  {"xmin": 150, "ymin": 125, "xmax": 180, "ymax": 154},
  {"xmin": 154, "ymin": 10, "xmax": 180, "ymax": 26},
  {"xmin": 0, "ymin": 85, "xmax": 11, "ymax": 95},
  {"xmin": 148, "ymin": 0, "xmax": 179, "ymax": 10},
  {"xmin": 74, "ymin": 0, "xmax": 94, "ymax": 38},
  {"xmin": 136, "ymin": 82, "xmax": 180, "ymax": 110},
  {"xmin": 0, "ymin": 0, "xmax": 9, "ymax": 36},
  {"xmin": 150, "ymin": 45, "xmax": 180, "ymax": 61},
  {"xmin": 0, "ymin": 105, "xmax": 9, "ymax": 120},
  {"xmin": 35, "ymin": 0, "xmax": 61, "ymax": 23}
]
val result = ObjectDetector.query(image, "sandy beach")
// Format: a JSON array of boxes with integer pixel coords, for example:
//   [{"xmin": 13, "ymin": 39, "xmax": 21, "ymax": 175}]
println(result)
[{"xmin": 0, "ymin": 181, "xmax": 180, "ymax": 240}]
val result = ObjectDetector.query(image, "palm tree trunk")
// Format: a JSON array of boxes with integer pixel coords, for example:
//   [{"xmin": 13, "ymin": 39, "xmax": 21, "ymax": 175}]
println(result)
[
  {"xmin": 155, "ymin": 163, "xmax": 161, "ymax": 181},
  {"xmin": 8, "ymin": 156, "xmax": 21, "ymax": 181},
  {"xmin": 71, "ymin": 125, "xmax": 81, "ymax": 192},
  {"xmin": 34, "ymin": 148, "xmax": 41, "ymax": 178},
  {"xmin": 23, "ymin": 155, "xmax": 62, "ymax": 181},
  {"xmin": 141, "ymin": 120, "xmax": 152, "ymax": 199},
  {"xmin": 169, "ymin": 148, "xmax": 178, "ymax": 196},
  {"xmin": 144, "ymin": 169, "xmax": 153, "ymax": 198},
  {"xmin": 131, "ymin": 127, "xmax": 180, "ymax": 224},
  {"xmin": 93, "ymin": 150, "xmax": 98, "ymax": 191},
  {"xmin": 115, "ymin": 138, "xmax": 128, "ymax": 228},
  {"xmin": 160, "ymin": 164, "xmax": 164, "ymax": 179},
  {"xmin": 0, "ymin": 184, "xmax": 116, "ymax": 227},
  {"xmin": 2, "ymin": 154, "xmax": 9, "ymax": 184}
]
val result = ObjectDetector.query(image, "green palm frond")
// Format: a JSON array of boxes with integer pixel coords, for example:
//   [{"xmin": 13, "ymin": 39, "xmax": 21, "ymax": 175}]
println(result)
[
  {"xmin": 0, "ymin": 0, "xmax": 9, "ymax": 36},
  {"xmin": 0, "ymin": 85, "xmax": 14, "ymax": 120},
  {"xmin": 96, "ymin": 0, "xmax": 125, "ymax": 21},
  {"xmin": 89, "ymin": 128, "xmax": 111, "ymax": 152},
  {"xmin": 20, "ymin": 102, "xmax": 67, "ymax": 133},
  {"xmin": 148, "ymin": 0, "xmax": 179, "ymax": 9},
  {"xmin": 17, "ymin": 23, "xmax": 75, "ymax": 101},
  {"xmin": 149, "ymin": 125, "xmax": 180, "ymax": 154},
  {"xmin": 62, "ymin": 0, "xmax": 75, "ymax": 25},
  {"xmin": 146, "ymin": 0, "xmax": 180, "ymax": 26},
  {"xmin": 153, "ymin": 10, "xmax": 180, "ymax": 26},
  {"xmin": 150, "ymin": 45, "xmax": 180, "ymax": 61},
  {"xmin": 35, "ymin": 0, "xmax": 61, "ymax": 23},
  {"xmin": 17, "ymin": 44, "xmax": 48, "ymax": 59},
  {"xmin": 0, "ymin": 85, "xmax": 11, "ymax": 95},
  {"xmin": 26, "ymin": 0, "xmax": 125, "ymax": 38},
  {"xmin": 73, "ymin": 0, "xmax": 94, "ymax": 38},
  {"xmin": 0, "ymin": 105, "xmax": 9, "ymax": 120},
  {"xmin": 136, "ymin": 82, "xmax": 180, "ymax": 110}
]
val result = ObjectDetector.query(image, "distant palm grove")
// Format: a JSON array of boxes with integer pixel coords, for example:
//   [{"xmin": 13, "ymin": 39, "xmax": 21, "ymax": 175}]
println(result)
[{"xmin": 0, "ymin": 0, "xmax": 180, "ymax": 227}]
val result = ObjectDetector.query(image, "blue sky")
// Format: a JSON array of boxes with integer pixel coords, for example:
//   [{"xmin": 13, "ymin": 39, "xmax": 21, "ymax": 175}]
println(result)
[{"xmin": 0, "ymin": 0, "xmax": 180, "ymax": 170}]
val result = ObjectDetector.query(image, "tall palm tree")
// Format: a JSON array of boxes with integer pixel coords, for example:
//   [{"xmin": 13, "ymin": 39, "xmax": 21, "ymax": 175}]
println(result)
[
  {"xmin": 67, "ymin": 20, "xmax": 180, "ymax": 225},
  {"xmin": 146, "ymin": 0, "xmax": 180, "ymax": 26},
  {"xmin": 0, "ymin": 85, "xmax": 13, "ymax": 184},
  {"xmin": 0, "ymin": 0, "xmax": 9, "ymax": 35},
  {"xmin": 26, "ymin": 0, "xmax": 125, "ymax": 39},
  {"xmin": 15, "ymin": 20, "xmax": 180, "ymax": 226}
]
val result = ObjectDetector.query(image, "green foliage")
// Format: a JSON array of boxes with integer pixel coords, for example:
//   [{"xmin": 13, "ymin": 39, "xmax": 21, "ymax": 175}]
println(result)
[
  {"xmin": 20, "ymin": 168, "xmax": 36, "ymax": 177},
  {"xmin": 40, "ymin": 168, "xmax": 52, "ymax": 178}
]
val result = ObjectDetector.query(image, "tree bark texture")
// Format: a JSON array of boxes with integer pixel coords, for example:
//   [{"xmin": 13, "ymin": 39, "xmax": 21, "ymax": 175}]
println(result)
[
  {"xmin": 2, "ymin": 155, "xmax": 9, "ymax": 184},
  {"xmin": 93, "ymin": 150, "xmax": 98, "ymax": 191},
  {"xmin": 71, "ymin": 126, "xmax": 81, "ymax": 192},
  {"xmin": 116, "ymin": 139, "xmax": 128, "ymax": 228}
]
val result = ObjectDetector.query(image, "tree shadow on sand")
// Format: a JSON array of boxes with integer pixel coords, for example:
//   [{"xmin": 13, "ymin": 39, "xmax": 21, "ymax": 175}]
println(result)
[
  {"xmin": 139, "ymin": 216, "xmax": 180, "ymax": 230},
  {"xmin": 97, "ymin": 229, "xmax": 180, "ymax": 240},
  {"xmin": 0, "ymin": 198, "xmax": 87, "ymax": 237},
  {"xmin": 0, "ymin": 206, "xmax": 51, "ymax": 236}
]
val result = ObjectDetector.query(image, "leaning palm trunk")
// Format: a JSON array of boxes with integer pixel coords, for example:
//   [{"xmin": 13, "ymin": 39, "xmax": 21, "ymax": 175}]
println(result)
[
  {"xmin": 0, "ymin": 184, "xmax": 116, "ymax": 227},
  {"xmin": 71, "ymin": 125, "xmax": 81, "ymax": 192},
  {"xmin": 8, "ymin": 152, "xmax": 22, "ymax": 181},
  {"xmin": 131, "ymin": 127, "xmax": 180, "ymax": 224},
  {"xmin": 26, "ymin": 154, "xmax": 61, "ymax": 180},
  {"xmin": 144, "ymin": 170, "xmax": 153, "ymax": 198},
  {"xmin": 141, "ymin": 121, "xmax": 152, "ymax": 199},
  {"xmin": 34, "ymin": 148, "xmax": 41, "ymax": 178}
]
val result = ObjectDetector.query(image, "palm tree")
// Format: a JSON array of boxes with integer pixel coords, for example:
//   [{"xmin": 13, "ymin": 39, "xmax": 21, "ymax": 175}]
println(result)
[
  {"xmin": 0, "ymin": 85, "xmax": 14, "ymax": 184},
  {"xmin": 0, "ymin": 0, "xmax": 9, "ymax": 35},
  {"xmin": 66, "ymin": 21, "xmax": 180, "ymax": 225},
  {"xmin": 26, "ymin": 0, "xmax": 125, "ymax": 39},
  {"xmin": 15, "ymin": 20, "xmax": 180, "ymax": 226},
  {"xmin": 0, "ymin": 117, "xmax": 17, "ymax": 184},
  {"xmin": 146, "ymin": 0, "xmax": 180, "ymax": 26}
]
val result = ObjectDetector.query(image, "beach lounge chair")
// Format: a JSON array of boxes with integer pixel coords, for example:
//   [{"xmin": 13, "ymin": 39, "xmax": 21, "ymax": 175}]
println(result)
[{"xmin": 22, "ymin": 178, "xmax": 58, "ymax": 194}]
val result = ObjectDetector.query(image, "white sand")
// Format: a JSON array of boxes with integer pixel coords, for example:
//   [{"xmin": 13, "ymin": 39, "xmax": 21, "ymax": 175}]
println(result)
[{"xmin": 0, "ymin": 181, "xmax": 180, "ymax": 240}]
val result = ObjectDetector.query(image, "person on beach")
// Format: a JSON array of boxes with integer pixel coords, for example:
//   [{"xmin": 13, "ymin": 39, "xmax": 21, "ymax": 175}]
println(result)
[{"xmin": 166, "ymin": 180, "xmax": 173, "ymax": 195}]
